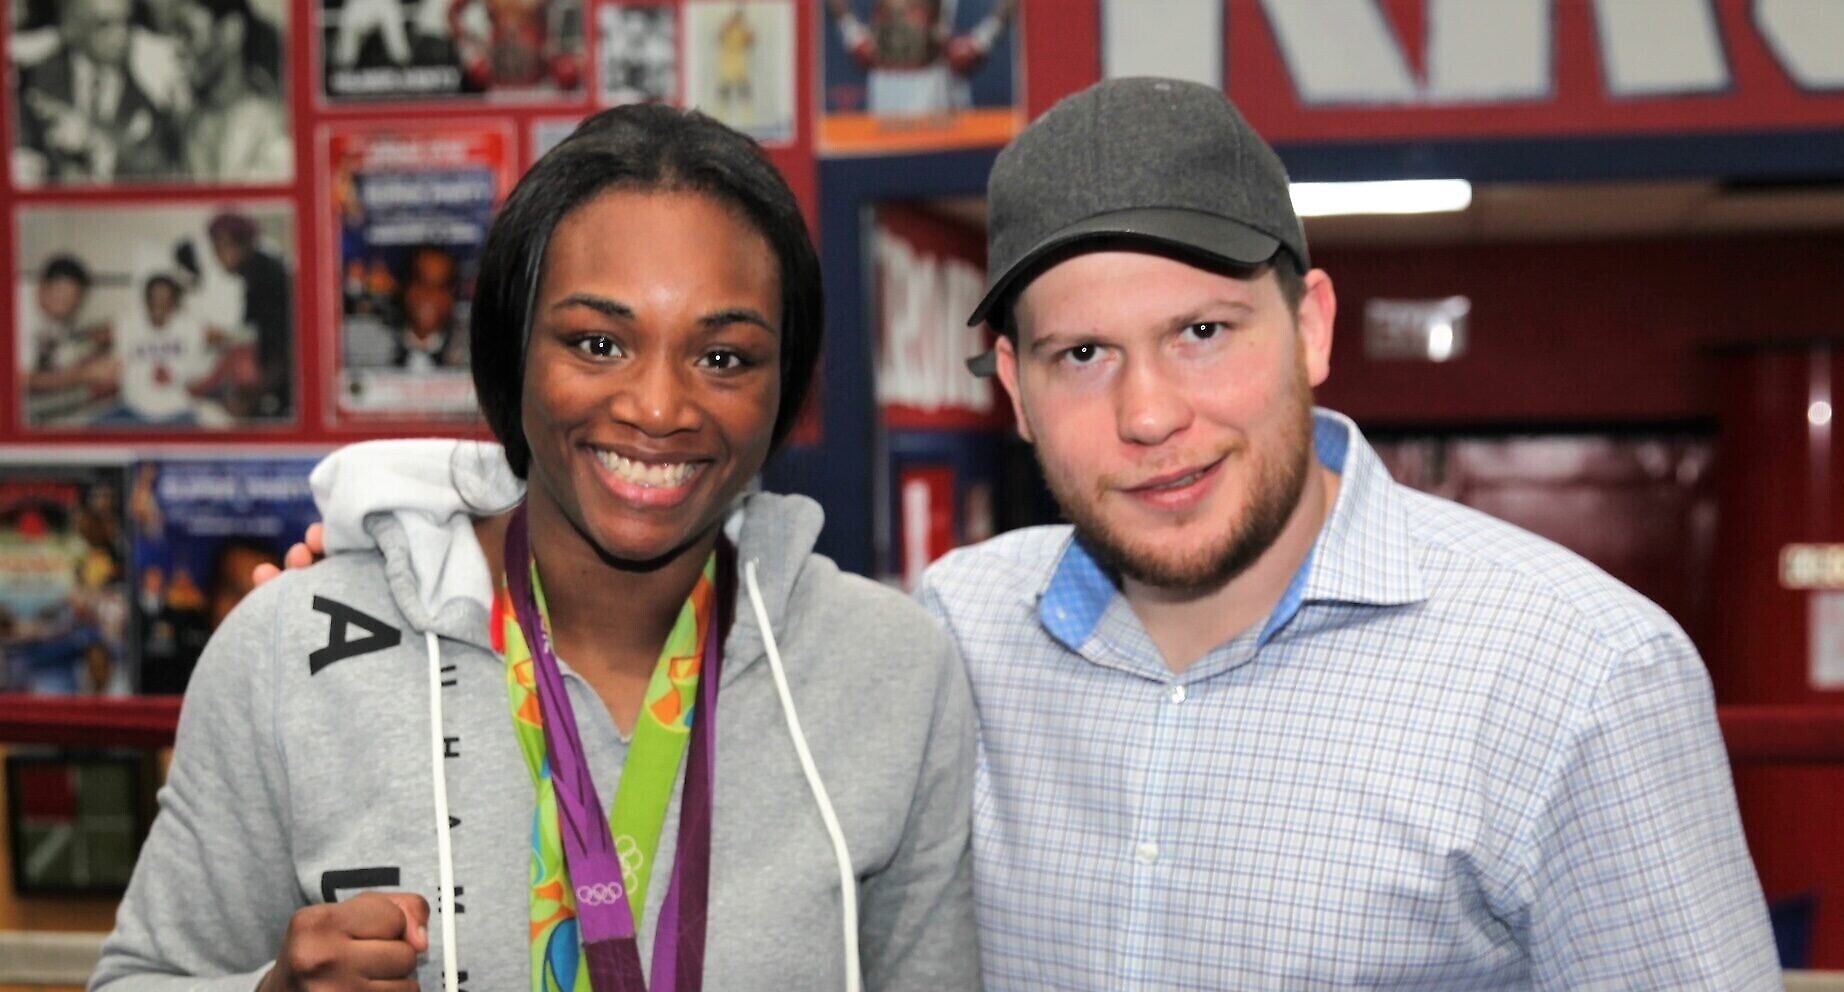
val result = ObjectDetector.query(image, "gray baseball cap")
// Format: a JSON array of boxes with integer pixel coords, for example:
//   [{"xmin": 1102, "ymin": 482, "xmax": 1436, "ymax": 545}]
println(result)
[{"xmin": 965, "ymin": 77, "xmax": 1309, "ymax": 375}]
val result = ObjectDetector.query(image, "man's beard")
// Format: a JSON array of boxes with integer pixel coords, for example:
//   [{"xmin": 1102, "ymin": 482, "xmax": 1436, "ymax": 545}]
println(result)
[{"xmin": 1039, "ymin": 376, "xmax": 1315, "ymax": 595}]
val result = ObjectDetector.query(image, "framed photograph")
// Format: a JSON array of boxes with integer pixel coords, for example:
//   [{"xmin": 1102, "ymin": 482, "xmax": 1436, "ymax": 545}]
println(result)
[
  {"xmin": 319, "ymin": 0, "xmax": 586, "ymax": 102},
  {"xmin": 127, "ymin": 457, "xmax": 320, "ymax": 695},
  {"xmin": 6, "ymin": 751, "xmax": 150, "ymax": 896},
  {"xmin": 0, "ymin": 462, "xmax": 131, "ymax": 696},
  {"xmin": 818, "ymin": 0, "xmax": 1022, "ymax": 155},
  {"xmin": 683, "ymin": 0, "xmax": 796, "ymax": 145},
  {"xmin": 15, "ymin": 201, "xmax": 298, "ymax": 429},
  {"xmin": 324, "ymin": 121, "xmax": 514, "ymax": 422},
  {"xmin": 9, "ymin": 0, "xmax": 293, "ymax": 186},
  {"xmin": 597, "ymin": 0, "xmax": 678, "ymax": 106}
]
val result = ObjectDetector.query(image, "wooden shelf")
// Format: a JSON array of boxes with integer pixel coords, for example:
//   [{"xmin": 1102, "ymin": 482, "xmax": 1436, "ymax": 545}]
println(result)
[
  {"xmin": 1720, "ymin": 706, "xmax": 1844, "ymax": 765},
  {"xmin": 0, "ymin": 695, "xmax": 182, "ymax": 749}
]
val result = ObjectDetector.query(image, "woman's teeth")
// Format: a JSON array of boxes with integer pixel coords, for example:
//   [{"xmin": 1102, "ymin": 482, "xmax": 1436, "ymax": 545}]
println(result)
[{"xmin": 597, "ymin": 451, "xmax": 696, "ymax": 488}]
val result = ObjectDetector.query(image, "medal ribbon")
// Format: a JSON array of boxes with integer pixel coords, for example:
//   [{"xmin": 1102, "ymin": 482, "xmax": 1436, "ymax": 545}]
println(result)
[{"xmin": 501, "ymin": 505, "xmax": 730, "ymax": 991}]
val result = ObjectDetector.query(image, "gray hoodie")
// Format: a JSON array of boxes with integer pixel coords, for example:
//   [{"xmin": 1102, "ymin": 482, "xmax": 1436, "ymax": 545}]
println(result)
[{"xmin": 91, "ymin": 441, "xmax": 980, "ymax": 992}]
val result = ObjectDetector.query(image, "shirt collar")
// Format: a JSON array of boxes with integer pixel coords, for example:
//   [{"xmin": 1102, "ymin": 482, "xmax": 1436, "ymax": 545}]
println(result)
[
  {"xmin": 1038, "ymin": 408, "xmax": 1427, "ymax": 654},
  {"xmin": 1296, "ymin": 409, "xmax": 1428, "ymax": 612}
]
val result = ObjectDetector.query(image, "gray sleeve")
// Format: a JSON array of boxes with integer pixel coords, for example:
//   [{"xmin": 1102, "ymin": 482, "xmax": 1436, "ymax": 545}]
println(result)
[
  {"xmin": 1522, "ymin": 633, "xmax": 1781, "ymax": 991},
  {"xmin": 855, "ymin": 629, "xmax": 982, "ymax": 992},
  {"xmin": 89, "ymin": 578, "xmax": 303, "ymax": 992}
]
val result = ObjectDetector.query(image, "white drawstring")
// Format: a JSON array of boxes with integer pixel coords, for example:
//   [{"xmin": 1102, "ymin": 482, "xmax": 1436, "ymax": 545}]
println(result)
[
  {"xmin": 426, "ymin": 630, "xmax": 460, "ymax": 992},
  {"xmin": 745, "ymin": 559, "xmax": 862, "ymax": 992}
]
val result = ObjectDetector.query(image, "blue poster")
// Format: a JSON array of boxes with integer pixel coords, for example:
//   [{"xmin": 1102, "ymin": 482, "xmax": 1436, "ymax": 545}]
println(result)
[
  {"xmin": 129, "ymin": 457, "xmax": 320, "ymax": 694},
  {"xmin": 330, "ymin": 123, "xmax": 512, "ymax": 421}
]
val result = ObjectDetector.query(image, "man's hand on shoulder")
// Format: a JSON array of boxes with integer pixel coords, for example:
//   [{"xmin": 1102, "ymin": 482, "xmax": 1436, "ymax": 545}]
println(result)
[{"xmin": 252, "ymin": 521, "xmax": 325, "ymax": 586}]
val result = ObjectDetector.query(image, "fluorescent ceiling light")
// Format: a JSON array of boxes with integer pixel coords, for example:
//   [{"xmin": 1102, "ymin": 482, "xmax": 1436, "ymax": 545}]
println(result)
[{"xmin": 1289, "ymin": 179, "xmax": 1473, "ymax": 217}]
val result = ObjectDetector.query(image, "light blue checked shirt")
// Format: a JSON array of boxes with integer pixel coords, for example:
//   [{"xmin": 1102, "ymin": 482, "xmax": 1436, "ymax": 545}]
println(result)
[{"xmin": 918, "ymin": 409, "xmax": 1779, "ymax": 991}]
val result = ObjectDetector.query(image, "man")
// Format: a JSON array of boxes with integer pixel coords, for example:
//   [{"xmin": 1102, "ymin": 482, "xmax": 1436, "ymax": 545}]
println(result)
[
  {"xmin": 918, "ymin": 77, "xmax": 1778, "ymax": 989},
  {"xmin": 268, "ymin": 78, "xmax": 1778, "ymax": 989},
  {"xmin": 12, "ymin": 0, "xmax": 177, "ymax": 185},
  {"xmin": 391, "ymin": 246, "xmax": 467, "ymax": 370},
  {"xmin": 207, "ymin": 212, "xmax": 293, "ymax": 418}
]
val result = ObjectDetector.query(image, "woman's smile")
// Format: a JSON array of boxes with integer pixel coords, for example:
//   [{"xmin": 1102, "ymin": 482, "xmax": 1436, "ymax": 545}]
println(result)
[
  {"xmin": 521, "ymin": 188, "xmax": 783, "ymax": 566},
  {"xmin": 587, "ymin": 445, "xmax": 709, "ymax": 508}
]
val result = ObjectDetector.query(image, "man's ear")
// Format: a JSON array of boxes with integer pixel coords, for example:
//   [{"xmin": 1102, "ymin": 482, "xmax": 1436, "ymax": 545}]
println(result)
[
  {"xmin": 993, "ymin": 334, "xmax": 1034, "ymax": 444},
  {"xmin": 1296, "ymin": 269, "xmax": 1336, "ymax": 388}
]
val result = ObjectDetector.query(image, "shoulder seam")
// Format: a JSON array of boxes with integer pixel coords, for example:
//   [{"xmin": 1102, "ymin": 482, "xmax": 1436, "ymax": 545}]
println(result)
[{"xmin": 1403, "ymin": 500, "xmax": 1673, "ymax": 657}]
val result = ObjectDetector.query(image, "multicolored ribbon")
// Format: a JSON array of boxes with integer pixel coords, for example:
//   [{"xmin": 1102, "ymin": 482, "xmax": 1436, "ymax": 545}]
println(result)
[{"xmin": 496, "ymin": 505, "xmax": 731, "ymax": 991}]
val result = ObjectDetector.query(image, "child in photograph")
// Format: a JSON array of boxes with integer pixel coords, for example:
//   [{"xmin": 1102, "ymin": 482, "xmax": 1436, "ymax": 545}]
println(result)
[
  {"xmin": 19, "ymin": 254, "xmax": 114, "ymax": 425},
  {"xmin": 96, "ymin": 273, "xmax": 231, "ymax": 427}
]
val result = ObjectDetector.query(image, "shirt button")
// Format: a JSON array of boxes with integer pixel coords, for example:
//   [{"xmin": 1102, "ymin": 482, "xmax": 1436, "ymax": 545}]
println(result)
[
  {"xmin": 1167, "ymin": 684, "xmax": 1188, "ymax": 704},
  {"xmin": 1134, "ymin": 841, "xmax": 1160, "ymax": 865}
]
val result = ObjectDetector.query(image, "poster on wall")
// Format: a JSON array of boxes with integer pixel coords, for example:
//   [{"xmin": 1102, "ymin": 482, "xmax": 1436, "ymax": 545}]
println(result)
[
  {"xmin": 15, "ymin": 202, "xmax": 298, "ymax": 429},
  {"xmin": 873, "ymin": 204, "xmax": 1004, "ymax": 432},
  {"xmin": 683, "ymin": 0, "xmax": 796, "ymax": 145},
  {"xmin": 127, "ymin": 457, "xmax": 319, "ymax": 694},
  {"xmin": 872, "ymin": 204, "xmax": 1008, "ymax": 586},
  {"xmin": 818, "ymin": 0, "xmax": 1021, "ymax": 155},
  {"xmin": 8, "ymin": 0, "xmax": 294, "ymax": 186},
  {"xmin": 325, "ymin": 121, "xmax": 513, "ymax": 422},
  {"xmin": 0, "ymin": 463, "xmax": 131, "ymax": 695},
  {"xmin": 319, "ymin": 0, "xmax": 585, "ymax": 102},
  {"xmin": 598, "ymin": 0, "xmax": 678, "ymax": 105}
]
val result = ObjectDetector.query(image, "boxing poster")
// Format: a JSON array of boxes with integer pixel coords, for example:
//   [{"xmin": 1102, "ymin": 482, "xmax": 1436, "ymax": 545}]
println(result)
[
  {"xmin": 319, "ymin": 0, "xmax": 585, "ymax": 102},
  {"xmin": 127, "ymin": 457, "xmax": 320, "ymax": 695},
  {"xmin": 324, "ymin": 120, "xmax": 514, "ymax": 422},
  {"xmin": 818, "ymin": 0, "xmax": 1022, "ymax": 154}
]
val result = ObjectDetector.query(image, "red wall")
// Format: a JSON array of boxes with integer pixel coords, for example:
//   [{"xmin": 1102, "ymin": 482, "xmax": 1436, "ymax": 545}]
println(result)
[{"xmin": 1315, "ymin": 233, "xmax": 1844, "ymax": 426}]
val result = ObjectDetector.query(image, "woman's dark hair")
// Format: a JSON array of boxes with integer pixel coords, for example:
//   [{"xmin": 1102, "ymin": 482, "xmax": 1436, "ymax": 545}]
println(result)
[{"xmin": 470, "ymin": 103, "xmax": 823, "ymax": 479}]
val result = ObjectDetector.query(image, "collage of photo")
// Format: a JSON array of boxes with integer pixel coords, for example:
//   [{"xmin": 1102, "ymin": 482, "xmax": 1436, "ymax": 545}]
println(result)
[{"xmin": 2, "ymin": 0, "xmax": 1026, "ymax": 700}]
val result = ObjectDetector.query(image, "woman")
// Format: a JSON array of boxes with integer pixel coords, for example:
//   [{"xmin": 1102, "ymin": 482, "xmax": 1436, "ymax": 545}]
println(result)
[{"xmin": 92, "ymin": 105, "xmax": 978, "ymax": 992}]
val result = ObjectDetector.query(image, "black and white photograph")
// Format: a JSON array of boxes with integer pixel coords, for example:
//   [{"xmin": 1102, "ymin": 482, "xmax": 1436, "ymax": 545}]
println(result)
[
  {"xmin": 9, "ymin": 0, "xmax": 292, "ymax": 186},
  {"xmin": 596, "ymin": 0, "xmax": 676, "ymax": 105},
  {"xmin": 15, "ymin": 202, "xmax": 297, "ymax": 429},
  {"xmin": 320, "ymin": 0, "xmax": 587, "ymax": 102}
]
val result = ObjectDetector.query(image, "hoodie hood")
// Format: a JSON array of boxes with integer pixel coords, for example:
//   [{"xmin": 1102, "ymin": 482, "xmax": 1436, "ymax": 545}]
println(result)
[{"xmin": 309, "ymin": 438, "xmax": 821, "ymax": 681}]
